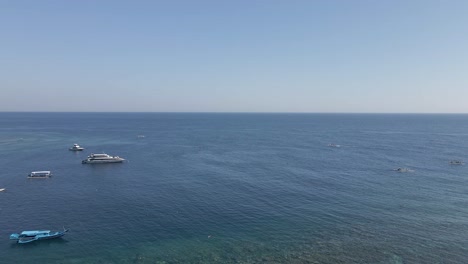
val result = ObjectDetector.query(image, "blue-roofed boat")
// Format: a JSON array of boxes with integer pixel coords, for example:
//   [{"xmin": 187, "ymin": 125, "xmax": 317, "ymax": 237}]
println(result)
[{"xmin": 10, "ymin": 228, "xmax": 68, "ymax": 244}]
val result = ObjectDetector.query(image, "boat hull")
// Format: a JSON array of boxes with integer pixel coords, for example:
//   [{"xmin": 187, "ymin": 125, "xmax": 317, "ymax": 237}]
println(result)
[{"xmin": 19, "ymin": 232, "xmax": 66, "ymax": 244}]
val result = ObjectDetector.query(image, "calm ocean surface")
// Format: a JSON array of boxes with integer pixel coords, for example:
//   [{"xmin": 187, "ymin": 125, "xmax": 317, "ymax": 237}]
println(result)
[{"xmin": 1, "ymin": 113, "xmax": 468, "ymax": 263}]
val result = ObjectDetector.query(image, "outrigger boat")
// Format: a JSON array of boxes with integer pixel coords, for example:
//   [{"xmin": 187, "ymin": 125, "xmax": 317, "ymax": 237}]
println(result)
[{"xmin": 10, "ymin": 228, "xmax": 68, "ymax": 244}]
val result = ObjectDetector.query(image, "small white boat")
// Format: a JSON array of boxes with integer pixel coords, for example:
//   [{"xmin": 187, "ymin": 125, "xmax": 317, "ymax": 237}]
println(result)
[
  {"xmin": 82, "ymin": 153, "xmax": 125, "ymax": 164},
  {"xmin": 0, "ymin": 188, "xmax": 5, "ymax": 192},
  {"xmin": 28, "ymin": 171, "xmax": 52, "ymax": 178},
  {"xmin": 328, "ymin": 143, "xmax": 340, "ymax": 148},
  {"xmin": 69, "ymin": 144, "xmax": 84, "ymax": 151}
]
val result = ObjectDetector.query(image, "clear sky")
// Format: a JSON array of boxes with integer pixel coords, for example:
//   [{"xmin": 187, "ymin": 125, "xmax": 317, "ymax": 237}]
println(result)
[{"xmin": 1, "ymin": 0, "xmax": 468, "ymax": 113}]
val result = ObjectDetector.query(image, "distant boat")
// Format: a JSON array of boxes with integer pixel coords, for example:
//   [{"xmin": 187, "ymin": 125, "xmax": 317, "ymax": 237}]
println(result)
[
  {"xmin": 394, "ymin": 167, "xmax": 412, "ymax": 173},
  {"xmin": 328, "ymin": 143, "xmax": 340, "ymax": 148},
  {"xmin": 10, "ymin": 228, "xmax": 68, "ymax": 244},
  {"xmin": 28, "ymin": 171, "xmax": 52, "ymax": 178},
  {"xmin": 69, "ymin": 143, "xmax": 84, "ymax": 151},
  {"xmin": 449, "ymin": 160, "xmax": 463, "ymax": 165},
  {"xmin": 82, "ymin": 153, "xmax": 125, "ymax": 164},
  {"xmin": 0, "ymin": 188, "xmax": 5, "ymax": 192},
  {"xmin": 137, "ymin": 135, "xmax": 145, "ymax": 138}
]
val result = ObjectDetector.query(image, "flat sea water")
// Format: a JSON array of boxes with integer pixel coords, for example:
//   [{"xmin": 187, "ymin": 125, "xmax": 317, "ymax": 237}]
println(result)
[{"xmin": 1, "ymin": 113, "xmax": 468, "ymax": 263}]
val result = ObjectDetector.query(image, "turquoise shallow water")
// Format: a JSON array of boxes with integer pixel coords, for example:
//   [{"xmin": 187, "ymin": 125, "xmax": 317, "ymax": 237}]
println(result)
[{"xmin": 1, "ymin": 113, "xmax": 468, "ymax": 263}]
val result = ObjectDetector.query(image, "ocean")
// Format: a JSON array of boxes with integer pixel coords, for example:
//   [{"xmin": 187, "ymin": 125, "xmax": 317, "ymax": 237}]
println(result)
[{"xmin": 1, "ymin": 113, "xmax": 468, "ymax": 263}]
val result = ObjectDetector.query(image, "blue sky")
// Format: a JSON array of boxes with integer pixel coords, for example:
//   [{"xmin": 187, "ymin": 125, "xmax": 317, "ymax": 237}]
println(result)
[{"xmin": 1, "ymin": 0, "xmax": 468, "ymax": 112}]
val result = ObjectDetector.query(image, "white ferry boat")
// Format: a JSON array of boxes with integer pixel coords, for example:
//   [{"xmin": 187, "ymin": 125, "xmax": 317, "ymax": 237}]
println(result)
[
  {"xmin": 82, "ymin": 153, "xmax": 125, "ymax": 164},
  {"xmin": 69, "ymin": 143, "xmax": 84, "ymax": 151},
  {"xmin": 28, "ymin": 171, "xmax": 52, "ymax": 178}
]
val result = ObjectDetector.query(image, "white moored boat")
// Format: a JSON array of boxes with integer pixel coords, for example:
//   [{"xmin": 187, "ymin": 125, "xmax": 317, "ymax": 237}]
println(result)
[
  {"xmin": 82, "ymin": 153, "xmax": 125, "ymax": 164},
  {"xmin": 28, "ymin": 171, "xmax": 52, "ymax": 178},
  {"xmin": 69, "ymin": 144, "xmax": 84, "ymax": 151}
]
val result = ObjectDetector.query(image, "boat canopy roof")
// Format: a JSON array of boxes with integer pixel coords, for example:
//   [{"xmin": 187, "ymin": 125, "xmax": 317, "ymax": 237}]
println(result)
[
  {"xmin": 20, "ymin": 230, "xmax": 50, "ymax": 236},
  {"xmin": 30, "ymin": 171, "xmax": 51, "ymax": 174}
]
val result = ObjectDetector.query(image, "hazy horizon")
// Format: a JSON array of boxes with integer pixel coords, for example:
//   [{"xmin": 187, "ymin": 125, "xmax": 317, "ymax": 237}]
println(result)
[
  {"xmin": 2, "ymin": 1, "xmax": 468, "ymax": 113},
  {"xmin": 2, "ymin": 111, "xmax": 468, "ymax": 115}
]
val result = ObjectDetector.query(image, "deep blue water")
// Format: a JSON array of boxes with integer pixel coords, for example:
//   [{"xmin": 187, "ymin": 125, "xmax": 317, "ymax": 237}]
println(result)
[{"xmin": 1, "ymin": 113, "xmax": 468, "ymax": 263}]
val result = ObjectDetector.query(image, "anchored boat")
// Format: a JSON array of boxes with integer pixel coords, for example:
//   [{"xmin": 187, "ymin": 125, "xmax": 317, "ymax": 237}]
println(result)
[
  {"xmin": 69, "ymin": 143, "xmax": 84, "ymax": 151},
  {"xmin": 82, "ymin": 153, "xmax": 125, "ymax": 164},
  {"xmin": 394, "ymin": 167, "xmax": 413, "ymax": 173},
  {"xmin": 10, "ymin": 228, "xmax": 68, "ymax": 244},
  {"xmin": 28, "ymin": 171, "xmax": 52, "ymax": 178}
]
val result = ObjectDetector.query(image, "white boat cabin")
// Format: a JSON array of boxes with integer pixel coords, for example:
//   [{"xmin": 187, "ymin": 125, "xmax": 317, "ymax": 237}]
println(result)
[{"xmin": 28, "ymin": 171, "xmax": 52, "ymax": 177}]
